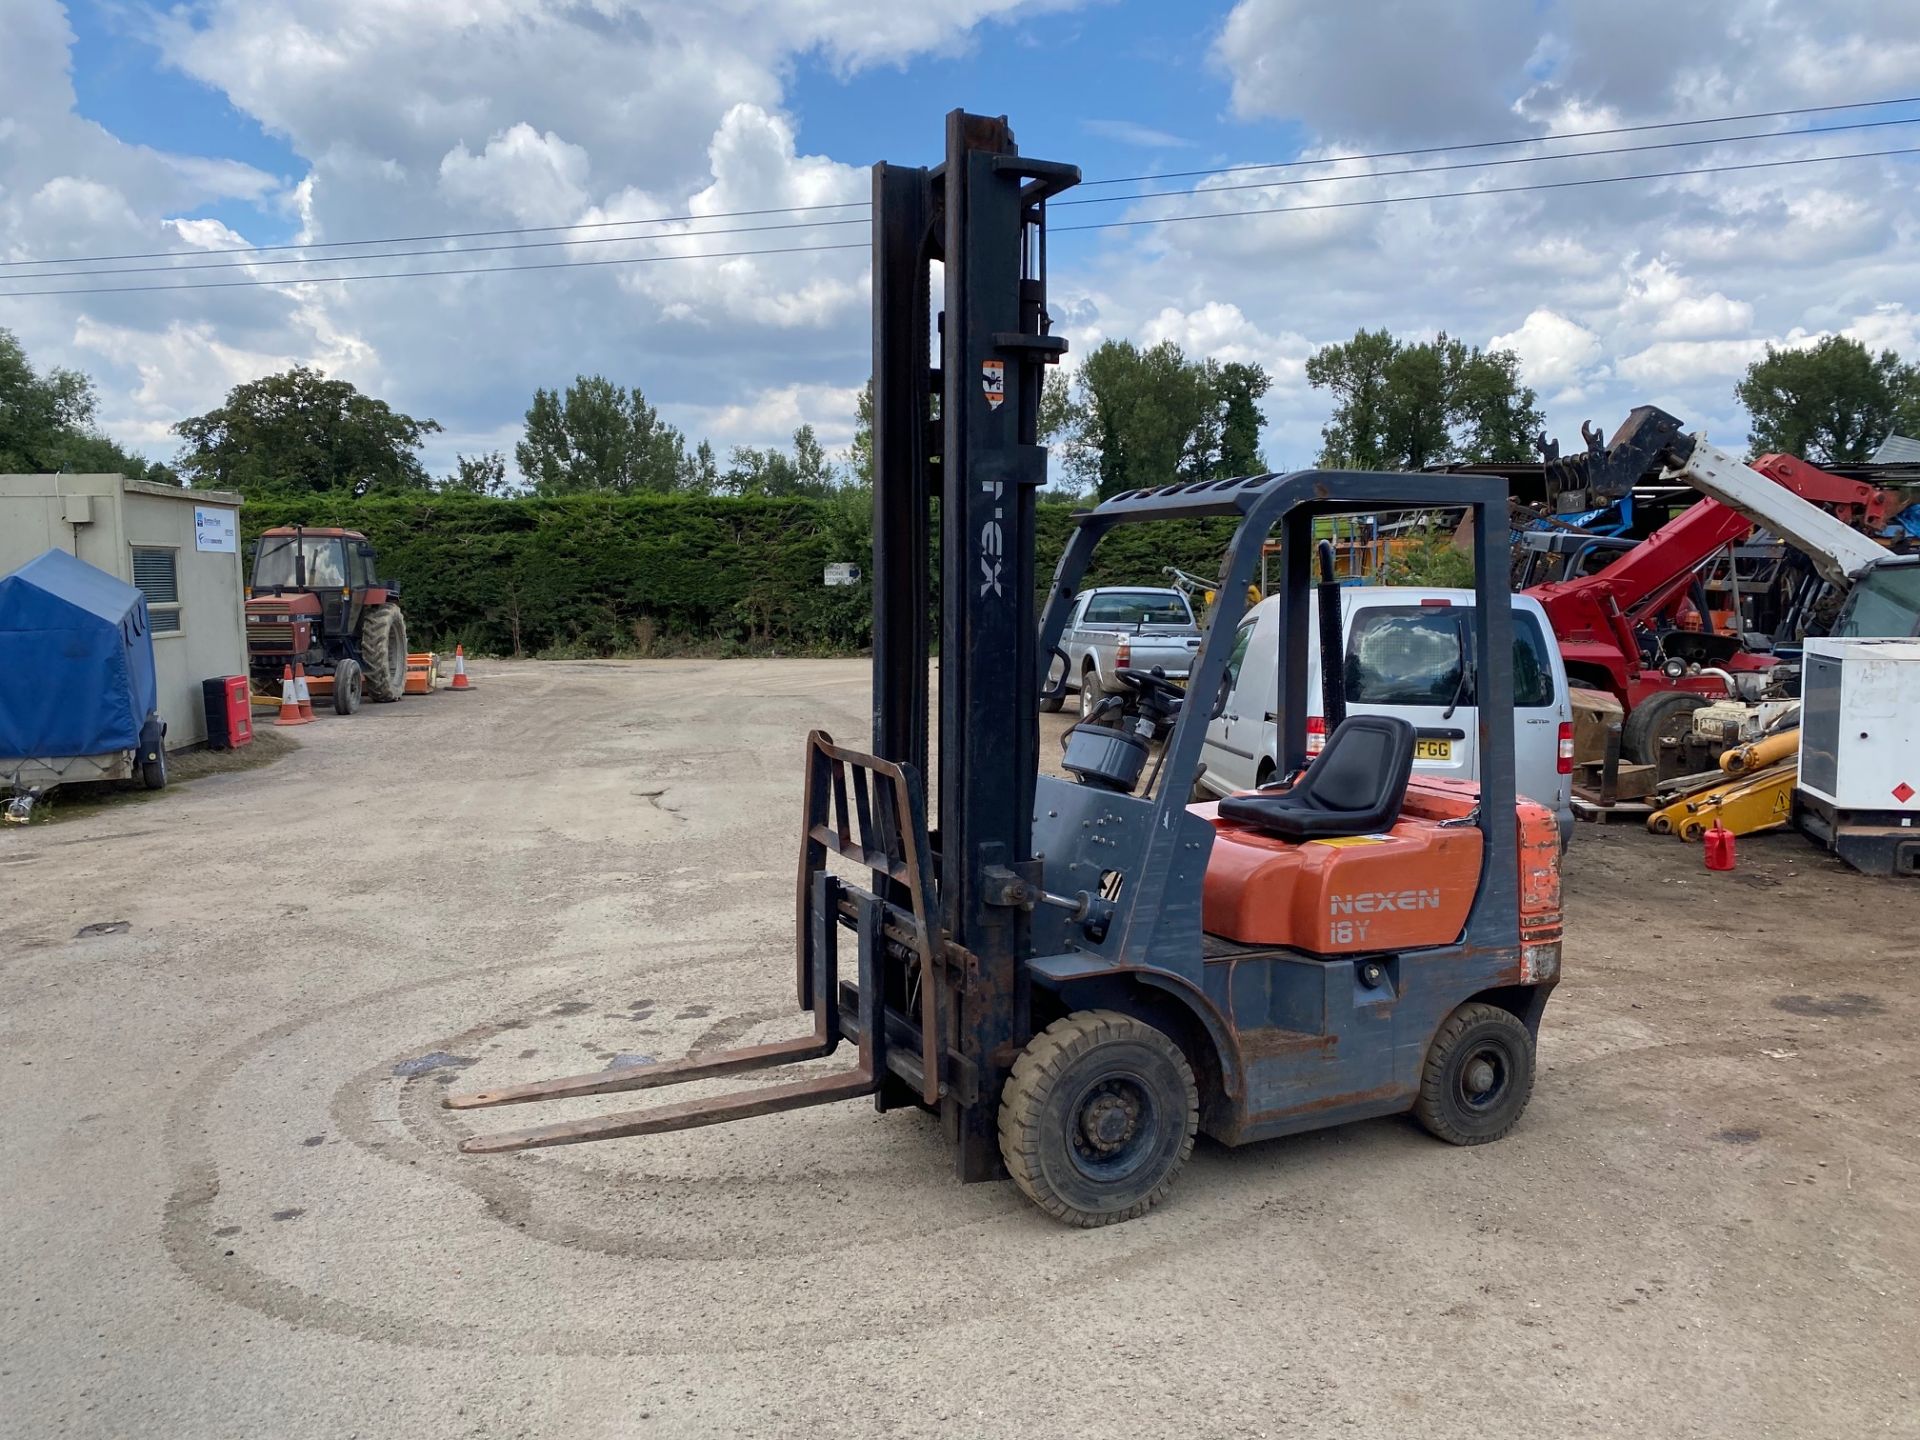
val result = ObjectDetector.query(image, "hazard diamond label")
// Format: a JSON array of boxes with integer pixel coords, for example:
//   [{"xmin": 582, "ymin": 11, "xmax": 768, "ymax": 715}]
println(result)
[{"xmin": 1894, "ymin": 782, "xmax": 1915, "ymax": 804}]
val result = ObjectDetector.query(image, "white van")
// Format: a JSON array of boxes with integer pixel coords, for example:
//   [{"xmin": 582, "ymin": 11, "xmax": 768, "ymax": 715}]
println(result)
[{"xmin": 1195, "ymin": 587, "xmax": 1576, "ymax": 845}]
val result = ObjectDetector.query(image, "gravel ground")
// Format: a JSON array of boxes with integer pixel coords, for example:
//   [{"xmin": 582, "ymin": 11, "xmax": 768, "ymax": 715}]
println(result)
[{"xmin": 3, "ymin": 657, "xmax": 1917, "ymax": 1439}]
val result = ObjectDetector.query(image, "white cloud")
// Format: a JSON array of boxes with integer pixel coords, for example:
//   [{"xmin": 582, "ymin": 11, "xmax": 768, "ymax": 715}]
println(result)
[
  {"xmin": 439, "ymin": 125, "xmax": 592, "ymax": 226},
  {"xmin": 1082, "ymin": 120, "xmax": 1194, "ymax": 150},
  {"xmin": 2, "ymin": 0, "xmax": 1915, "ymax": 487},
  {"xmin": 1489, "ymin": 309, "xmax": 1603, "ymax": 391}
]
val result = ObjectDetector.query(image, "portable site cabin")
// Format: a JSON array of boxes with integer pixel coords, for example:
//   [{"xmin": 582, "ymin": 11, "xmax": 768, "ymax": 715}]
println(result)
[
  {"xmin": 0, "ymin": 475, "xmax": 246, "ymax": 750},
  {"xmin": 0, "ymin": 550, "xmax": 166, "ymax": 788}
]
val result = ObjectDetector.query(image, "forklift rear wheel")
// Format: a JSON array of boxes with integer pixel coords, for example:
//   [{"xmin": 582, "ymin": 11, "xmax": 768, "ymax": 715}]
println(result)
[
  {"xmin": 1414, "ymin": 1003, "xmax": 1536, "ymax": 1146},
  {"xmin": 998, "ymin": 1010, "xmax": 1198, "ymax": 1228},
  {"xmin": 333, "ymin": 659, "xmax": 364, "ymax": 715}
]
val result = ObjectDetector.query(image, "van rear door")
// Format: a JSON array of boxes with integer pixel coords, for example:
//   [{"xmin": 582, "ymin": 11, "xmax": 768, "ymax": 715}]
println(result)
[{"xmin": 1340, "ymin": 598, "xmax": 1479, "ymax": 784}]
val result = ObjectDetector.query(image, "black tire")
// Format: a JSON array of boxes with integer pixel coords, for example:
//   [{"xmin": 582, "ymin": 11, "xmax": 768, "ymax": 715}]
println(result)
[
  {"xmin": 1040, "ymin": 653, "xmax": 1068, "ymax": 713},
  {"xmin": 138, "ymin": 718, "xmax": 166, "ymax": 790},
  {"xmin": 333, "ymin": 658, "xmax": 364, "ymax": 715},
  {"xmin": 1414, "ymin": 1002, "xmax": 1536, "ymax": 1146},
  {"xmin": 1621, "ymin": 689, "xmax": 1706, "ymax": 765},
  {"xmin": 998, "ymin": 1010, "xmax": 1198, "ymax": 1228},
  {"xmin": 1078, "ymin": 664, "xmax": 1103, "ymax": 720},
  {"xmin": 358, "ymin": 605, "xmax": 408, "ymax": 703}
]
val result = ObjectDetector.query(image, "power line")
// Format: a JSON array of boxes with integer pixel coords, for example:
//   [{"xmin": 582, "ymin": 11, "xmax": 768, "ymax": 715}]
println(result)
[
  {"xmin": 0, "ymin": 241, "xmax": 869, "ymax": 299},
  {"xmin": 1053, "ymin": 144, "xmax": 1920, "ymax": 236},
  {"xmin": 7, "ymin": 214, "xmax": 869, "ymax": 281},
  {"xmin": 11, "ymin": 116, "xmax": 1912, "ymax": 287},
  {"xmin": 1053, "ymin": 114, "xmax": 1920, "ymax": 209},
  {"xmin": 1077, "ymin": 94, "xmax": 1920, "ymax": 187},
  {"xmin": 3, "ymin": 143, "xmax": 1913, "ymax": 300},
  {"xmin": 5, "ymin": 94, "xmax": 1915, "ymax": 271},
  {"xmin": 0, "ymin": 200, "xmax": 871, "ymax": 269}
]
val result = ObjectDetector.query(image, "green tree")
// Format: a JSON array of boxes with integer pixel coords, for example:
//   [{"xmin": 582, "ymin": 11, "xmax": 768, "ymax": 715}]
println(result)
[
  {"xmin": 441, "ymin": 450, "xmax": 511, "ymax": 495},
  {"xmin": 848, "ymin": 379, "xmax": 874, "ymax": 488},
  {"xmin": 0, "ymin": 327, "xmax": 174, "ymax": 482},
  {"xmin": 687, "ymin": 439, "xmax": 720, "ymax": 494},
  {"xmin": 722, "ymin": 424, "xmax": 838, "ymax": 498},
  {"xmin": 1305, "ymin": 329, "xmax": 1541, "ymax": 469},
  {"xmin": 514, "ymin": 375, "xmax": 694, "ymax": 494},
  {"xmin": 1052, "ymin": 340, "xmax": 1274, "ymax": 499},
  {"xmin": 1735, "ymin": 335, "xmax": 1920, "ymax": 463},
  {"xmin": 1215, "ymin": 361, "xmax": 1272, "ymax": 477},
  {"xmin": 173, "ymin": 365, "xmax": 439, "ymax": 495}
]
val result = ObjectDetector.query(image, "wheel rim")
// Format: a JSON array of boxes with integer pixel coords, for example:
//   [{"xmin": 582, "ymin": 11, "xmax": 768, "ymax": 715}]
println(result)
[
  {"xmin": 1455, "ymin": 1041, "xmax": 1513, "ymax": 1114},
  {"xmin": 1065, "ymin": 1071, "xmax": 1159, "ymax": 1184}
]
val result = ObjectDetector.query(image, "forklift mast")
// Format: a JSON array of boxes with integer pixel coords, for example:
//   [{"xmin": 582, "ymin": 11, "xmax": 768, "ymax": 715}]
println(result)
[{"xmin": 871, "ymin": 110, "xmax": 1080, "ymax": 1179}]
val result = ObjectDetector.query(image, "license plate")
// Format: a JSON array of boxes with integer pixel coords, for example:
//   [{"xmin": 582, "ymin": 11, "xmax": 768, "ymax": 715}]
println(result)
[{"xmin": 1414, "ymin": 738, "xmax": 1453, "ymax": 761}]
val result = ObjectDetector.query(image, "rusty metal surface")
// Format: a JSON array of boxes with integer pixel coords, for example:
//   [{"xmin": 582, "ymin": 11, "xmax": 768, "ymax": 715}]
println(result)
[
  {"xmin": 442, "ymin": 1034, "xmax": 837, "ymax": 1111},
  {"xmin": 455, "ymin": 1071, "xmax": 880, "ymax": 1155},
  {"xmin": 794, "ymin": 731, "xmax": 943, "ymax": 1105}
]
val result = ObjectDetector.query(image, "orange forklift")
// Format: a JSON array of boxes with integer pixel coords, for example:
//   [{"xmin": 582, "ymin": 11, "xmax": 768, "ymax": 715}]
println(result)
[{"xmin": 445, "ymin": 110, "xmax": 1563, "ymax": 1226}]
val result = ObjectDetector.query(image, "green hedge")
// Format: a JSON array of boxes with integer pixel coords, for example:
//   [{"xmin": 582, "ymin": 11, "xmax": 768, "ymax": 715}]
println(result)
[{"xmin": 241, "ymin": 493, "xmax": 1239, "ymax": 656}]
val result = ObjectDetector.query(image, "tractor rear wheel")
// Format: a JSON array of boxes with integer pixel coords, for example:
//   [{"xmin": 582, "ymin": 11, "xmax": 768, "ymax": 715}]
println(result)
[
  {"xmin": 358, "ymin": 605, "xmax": 408, "ymax": 703},
  {"xmin": 333, "ymin": 658, "xmax": 364, "ymax": 715},
  {"xmin": 1414, "ymin": 1002, "xmax": 1536, "ymax": 1146},
  {"xmin": 998, "ymin": 1010, "xmax": 1198, "ymax": 1228}
]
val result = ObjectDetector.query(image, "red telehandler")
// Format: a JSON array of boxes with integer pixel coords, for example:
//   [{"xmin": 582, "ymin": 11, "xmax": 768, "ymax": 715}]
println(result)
[{"xmin": 1523, "ymin": 407, "xmax": 1908, "ymax": 761}]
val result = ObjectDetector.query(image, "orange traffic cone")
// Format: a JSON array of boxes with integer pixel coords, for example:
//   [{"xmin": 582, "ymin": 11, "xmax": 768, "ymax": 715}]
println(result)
[
  {"xmin": 450, "ymin": 644, "xmax": 472, "ymax": 692},
  {"xmin": 293, "ymin": 663, "xmax": 316, "ymax": 720},
  {"xmin": 273, "ymin": 665, "xmax": 310, "ymax": 727}
]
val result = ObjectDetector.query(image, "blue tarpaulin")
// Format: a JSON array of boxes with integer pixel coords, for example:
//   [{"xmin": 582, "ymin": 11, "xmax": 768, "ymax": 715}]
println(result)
[{"xmin": 0, "ymin": 548, "xmax": 159, "ymax": 760}]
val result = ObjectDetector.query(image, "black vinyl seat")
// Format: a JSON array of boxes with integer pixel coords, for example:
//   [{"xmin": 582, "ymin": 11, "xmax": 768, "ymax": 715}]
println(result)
[{"xmin": 1217, "ymin": 715, "xmax": 1417, "ymax": 842}]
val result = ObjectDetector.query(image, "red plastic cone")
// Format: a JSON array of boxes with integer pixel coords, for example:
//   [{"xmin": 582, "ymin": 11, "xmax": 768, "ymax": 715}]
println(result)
[
  {"xmin": 293, "ymin": 663, "xmax": 315, "ymax": 721},
  {"xmin": 450, "ymin": 644, "xmax": 472, "ymax": 692},
  {"xmin": 273, "ymin": 665, "xmax": 310, "ymax": 727}
]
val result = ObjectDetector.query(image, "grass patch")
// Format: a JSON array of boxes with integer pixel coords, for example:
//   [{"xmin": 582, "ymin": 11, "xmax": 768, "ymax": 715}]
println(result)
[{"xmin": 5, "ymin": 728, "xmax": 299, "ymax": 825}]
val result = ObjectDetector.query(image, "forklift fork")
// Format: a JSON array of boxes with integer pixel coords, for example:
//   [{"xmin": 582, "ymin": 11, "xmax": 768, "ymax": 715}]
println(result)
[{"xmin": 445, "ymin": 733, "xmax": 944, "ymax": 1154}]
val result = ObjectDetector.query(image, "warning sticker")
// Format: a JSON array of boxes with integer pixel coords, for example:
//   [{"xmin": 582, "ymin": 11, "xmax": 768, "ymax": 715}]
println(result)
[{"xmin": 981, "ymin": 358, "xmax": 1005, "ymax": 410}]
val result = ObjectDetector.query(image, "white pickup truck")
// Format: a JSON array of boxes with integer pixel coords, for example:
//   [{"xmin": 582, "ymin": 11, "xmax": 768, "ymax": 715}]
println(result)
[{"xmin": 1045, "ymin": 586, "xmax": 1203, "ymax": 717}]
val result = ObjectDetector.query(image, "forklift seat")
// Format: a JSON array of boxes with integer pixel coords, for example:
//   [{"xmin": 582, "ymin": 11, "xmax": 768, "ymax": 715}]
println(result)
[{"xmin": 1217, "ymin": 715, "xmax": 1416, "ymax": 842}]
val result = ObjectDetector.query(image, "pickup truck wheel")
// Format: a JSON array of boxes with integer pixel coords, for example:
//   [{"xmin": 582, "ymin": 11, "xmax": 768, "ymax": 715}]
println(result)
[
  {"xmin": 1040, "ymin": 666, "xmax": 1066, "ymax": 715},
  {"xmin": 1078, "ymin": 666, "xmax": 1103, "ymax": 719}
]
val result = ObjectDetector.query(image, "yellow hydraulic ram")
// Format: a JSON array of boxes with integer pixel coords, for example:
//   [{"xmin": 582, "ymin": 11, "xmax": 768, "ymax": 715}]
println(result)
[
  {"xmin": 1720, "ymin": 727, "xmax": 1799, "ymax": 776},
  {"xmin": 1647, "ymin": 760, "xmax": 1796, "ymax": 841}
]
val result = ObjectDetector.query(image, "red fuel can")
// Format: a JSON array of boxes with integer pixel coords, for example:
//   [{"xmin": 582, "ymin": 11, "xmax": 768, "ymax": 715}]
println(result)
[{"xmin": 1704, "ymin": 820, "xmax": 1736, "ymax": 871}]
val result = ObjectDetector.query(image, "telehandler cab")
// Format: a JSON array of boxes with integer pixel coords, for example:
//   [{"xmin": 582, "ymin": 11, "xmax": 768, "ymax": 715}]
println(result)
[{"xmin": 445, "ymin": 110, "xmax": 1564, "ymax": 1226}]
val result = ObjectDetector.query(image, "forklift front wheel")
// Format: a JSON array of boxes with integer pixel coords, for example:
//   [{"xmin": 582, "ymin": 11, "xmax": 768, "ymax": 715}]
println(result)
[
  {"xmin": 1414, "ymin": 1002, "xmax": 1536, "ymax": 1146},
  {"xmin": 998, "ymin": 1010, "xmax": 1198, "ymax": 1228}
]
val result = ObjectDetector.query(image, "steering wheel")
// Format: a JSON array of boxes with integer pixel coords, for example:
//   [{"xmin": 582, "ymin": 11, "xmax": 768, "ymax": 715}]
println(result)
[{"xmin": 1115, "ymin": 666, "xmax": 1183, "ymax": 702}]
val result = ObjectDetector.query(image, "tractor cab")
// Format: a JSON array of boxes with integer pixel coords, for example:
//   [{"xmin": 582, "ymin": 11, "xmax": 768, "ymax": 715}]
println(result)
[{"xmin": 245, "ymin": 526, "xmax": 408, "ymax": 712}]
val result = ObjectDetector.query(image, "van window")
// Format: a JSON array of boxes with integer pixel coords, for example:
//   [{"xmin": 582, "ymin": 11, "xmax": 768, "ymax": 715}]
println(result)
[
  {"xmin": 1345, "ymin": 608, "xmax": 1465, "ymax": 706},
  {"xmin": 1081, "ymin": 590, "xmax": 1193, "ymax": 626},
  {"xmin": 1343, "ymin": 606, "xmax": 1557, "ymax": 708},
  {"xmin": 1511, "ymin": 612, "xmax": 1555, "ymax": 707},
  {"xmin": 1223, "ymin": 619, "xmax": 1255, "ymax": 691}
]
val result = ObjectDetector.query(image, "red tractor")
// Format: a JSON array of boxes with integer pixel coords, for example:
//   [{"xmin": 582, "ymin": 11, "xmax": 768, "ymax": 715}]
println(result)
[{"xmin": 244, "ymin": 526, "xmax": 409, "ymax": 713}]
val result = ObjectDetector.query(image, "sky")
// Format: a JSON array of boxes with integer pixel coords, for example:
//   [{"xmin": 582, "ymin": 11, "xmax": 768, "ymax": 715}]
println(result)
[{"xmin": 1, "ymin": 0, "xmax": 1917, "ymax": 484}]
